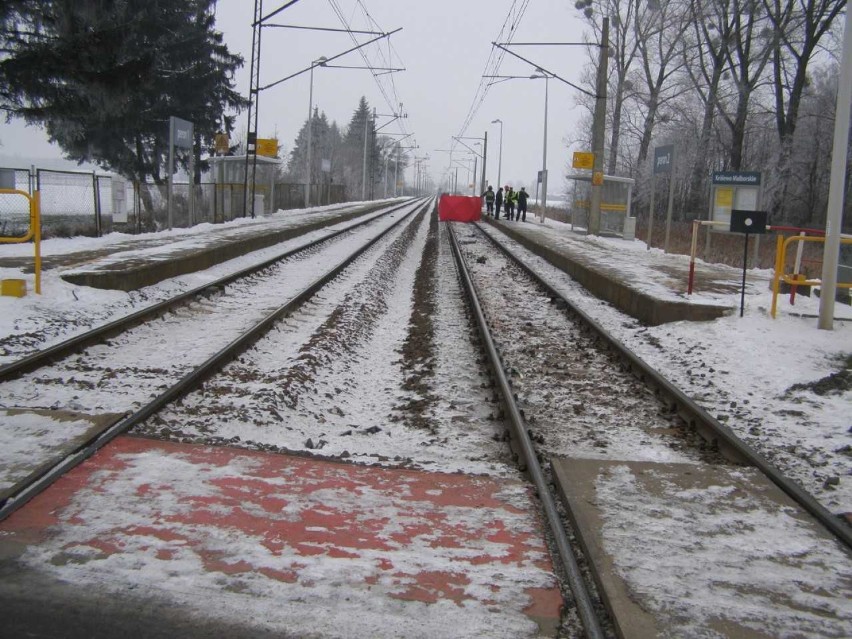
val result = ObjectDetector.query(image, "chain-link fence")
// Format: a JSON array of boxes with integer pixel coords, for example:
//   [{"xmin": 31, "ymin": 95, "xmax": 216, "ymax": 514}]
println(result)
[
  {"xmin": 0, "ymin": 168, "xmax": 34, "ymax": 238},
  {"xmin": 1, "ymin": 166, "xmax": 351, "ymax": 238},
  {"xmin": 35, "ymin": 168, "xmax": 111, "ymax": 237}
]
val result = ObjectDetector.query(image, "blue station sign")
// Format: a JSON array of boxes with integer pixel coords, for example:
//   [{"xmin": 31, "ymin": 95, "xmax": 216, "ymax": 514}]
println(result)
[{"xmin": 712, "ymin": 171, "xmax": 761, "ymax": 186}]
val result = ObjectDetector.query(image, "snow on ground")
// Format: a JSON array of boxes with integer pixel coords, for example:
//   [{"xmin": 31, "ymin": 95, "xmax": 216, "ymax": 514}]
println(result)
[
  {"xmin": 1, "ymin": 205, "xmax": 850, "ymax": 636},
  {"xmin": 1, "ymin": 209, "xmax": 850, "ymax": 513},
  {"xmin": 481, "ymin": 218, "xmax": 852, "ymax": 514}
]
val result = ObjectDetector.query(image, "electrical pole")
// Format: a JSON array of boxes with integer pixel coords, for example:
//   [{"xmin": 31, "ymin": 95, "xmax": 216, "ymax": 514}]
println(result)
[
  {"xmin": 394, "ymin": 143, "xmax": 400, "ymax": 197},
  {"xmin": 480, "ymin": 131, "xmax": 488, "ymax": 195},
  {"xmin": 819, "ymin": 8, "xmax": 852, "ymax": 329},
  {"xmin": 588, "ymin": 16, "xmax": 609, "ymax": 236},
  {"xmin": 362, "ymin": 107, "xmax": 372, "ymax": 200},
  {"xmin": 491, "ymin": 119, "xmax": 503, "ymax": 189},
  {"xmin": 540, "ymin": 74, "xmax": 549, "ymax": 223}
]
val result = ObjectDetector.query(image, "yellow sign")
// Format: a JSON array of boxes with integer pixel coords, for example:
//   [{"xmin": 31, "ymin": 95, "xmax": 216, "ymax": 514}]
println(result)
[
  {"xmin": 214, "ymin": 133, "xmax": 230, "ymax": 155},
  {"xmin": 592, "ymin": 171, "xmax": 604, "ymax": 186},
  {"xmin": 573, "ymin": 151, "xmax": 595, "ymax": 170},
  {"xmin": 716, "ymin": 187, "xmax": 733, "ymax": 207},
  {"xmin": 256, "ymin": 138, "xmax": 278, "ymax": 158}
]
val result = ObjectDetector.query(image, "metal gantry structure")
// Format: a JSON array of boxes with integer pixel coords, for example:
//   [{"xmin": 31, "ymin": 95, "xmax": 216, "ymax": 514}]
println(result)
[
  {"xmin": 243, "ymin": 0, "xmax": 267, "ymax": 218},
  {"xmin": 453, "ymin": 134, "xmax": 488, "ymax": 196},
  {"xmin": 243, "ymin": 0, "xmax": 407, "ymax": 215}
]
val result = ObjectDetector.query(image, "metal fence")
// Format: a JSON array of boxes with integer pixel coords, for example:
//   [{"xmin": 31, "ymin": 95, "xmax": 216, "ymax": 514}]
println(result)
[
  {"xmin": 0, "ymin": 166, "xmax": 349, "ymax": 238},
  {"xmin": 0, "ymin": 168, "xmax": 33, "ymax": 238}
]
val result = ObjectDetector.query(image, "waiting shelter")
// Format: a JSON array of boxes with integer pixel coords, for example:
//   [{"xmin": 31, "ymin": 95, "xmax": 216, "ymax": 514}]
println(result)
[
  {"xmin": 209, "ymin": 155, "xmax": 281, "ymax": 219},
  {"xmin": 568, "ymin": 174, "xmax": 635, "ymax": 239}
]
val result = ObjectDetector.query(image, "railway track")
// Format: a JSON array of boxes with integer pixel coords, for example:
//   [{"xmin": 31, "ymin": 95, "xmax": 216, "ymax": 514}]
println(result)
[
  {"xmin": 0, "ymin": 198, "xmax": 431, "ymax": 520},
  {"xmin": 447, "ymin": 220, "xmax": 852, "ymax": 638},
  {"xmin": 1, "ymin": 205, "xmax": 849, "ymax": 637}
]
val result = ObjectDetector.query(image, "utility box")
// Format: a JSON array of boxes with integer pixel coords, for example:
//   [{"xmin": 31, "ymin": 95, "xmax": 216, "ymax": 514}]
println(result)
[
  {"xmin": 1, "ymin": 278, "xmax": 27, "ymax": 297},
  {"xmin": 623, "ymin": 217, "xmax": 637, "ymax": 241}
]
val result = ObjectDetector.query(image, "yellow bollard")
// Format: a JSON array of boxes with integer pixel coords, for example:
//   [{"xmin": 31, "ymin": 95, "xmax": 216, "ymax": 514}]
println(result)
[{"xmin": 1, "ymin": 279, "xmax": 27, "ymax": 297}]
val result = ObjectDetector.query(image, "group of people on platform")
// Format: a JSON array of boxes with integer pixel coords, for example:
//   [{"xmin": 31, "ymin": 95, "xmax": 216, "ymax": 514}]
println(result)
[{"xmin": 482, "ymin": 185, "xmax": 529, "ymax": 222}]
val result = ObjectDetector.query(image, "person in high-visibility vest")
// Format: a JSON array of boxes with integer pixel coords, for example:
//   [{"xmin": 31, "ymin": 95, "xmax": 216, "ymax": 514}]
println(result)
[
  {"xmin": 505, "ymin": 186, "xmax": 516, "ymax": 220},
  {"xmin": 482, "ymin": 185, "xmax": 495, "ymax": 216}
]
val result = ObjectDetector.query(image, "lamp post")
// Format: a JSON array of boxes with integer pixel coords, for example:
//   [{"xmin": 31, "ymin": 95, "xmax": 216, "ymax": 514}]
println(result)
[
  {"xmin": 249, "ymin": 25, "xmax": 402, "ymax": 216},
  {"xmin": 485, "ymin": 73, "xmax": 550, "ymax": 221},
  {"xmin": 308, "ymin": 66, "xmax": 401, "ymax": 203},
  {"xmin": 305, "ymin": 56, "xmax": 328, "ymax": 209},
  {"xmin": 394, "ymin": 140, "xmax": 416, "ymax": 196},
  {"xmin": 473, "ymin": 142, "xmax": 483, "ymax": 195},
  {"xmin": 491, "ymin": 119, "xmax": 503, "ymax": 189},
  {"xmin": 530, "ymin": 69, "xmax": 550, "ymax": 223},
  {"xmin": 589, "ymin": 17, "xmax": 610, "ymax": 236}
]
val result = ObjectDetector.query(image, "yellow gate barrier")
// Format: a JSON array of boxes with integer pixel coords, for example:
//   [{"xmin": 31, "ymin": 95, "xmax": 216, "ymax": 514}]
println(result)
[
  {"xmin": 771, "ymin": 233, "xmax": 852, "ymax": 318},
  {"xmin": 0, "ymin": 189, "xmax": 41, "ymax": 294}
]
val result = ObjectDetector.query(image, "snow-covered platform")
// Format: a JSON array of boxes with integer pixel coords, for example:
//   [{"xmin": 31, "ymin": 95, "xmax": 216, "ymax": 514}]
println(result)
[
  {"xmin": 2, "ymin": 200, "xmax": 758, "ymax": 325},
  {"xmin": 551, "ymin": 457, "xmax": 852, "ymax": 638},
  {"xmin": 62, "ymin": 203, "xmax": 387, "ymax": 291},
  {"xmin": 0, "ymin": 201, "xmax": 389, "ymax": 292},
  {"xmin": 0, "ymin": 436, "xmax": 562, "ymax": 638},
  {"xmin": 486, "ymin": 217, "xmax": 745, "ymax": 325}
]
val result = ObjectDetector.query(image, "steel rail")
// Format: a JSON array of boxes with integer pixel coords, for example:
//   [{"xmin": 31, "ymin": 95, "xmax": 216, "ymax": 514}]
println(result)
[
  {"xmin": 474, "ymin": 222, "xmax": 852, "ymax": 551},
  {"xmin": 0, "ymin": 199, "xmax": 420, "ymax": 383},
  {"xmin": 446, "ymin": 223, "xmax": 606, "ymax": 639},
  {"xmin": 0, "ymin": 198, "xmax": 433, "ymax": 522}
]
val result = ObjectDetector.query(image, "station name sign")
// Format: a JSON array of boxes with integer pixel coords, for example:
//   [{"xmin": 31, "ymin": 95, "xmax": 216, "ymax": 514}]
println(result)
[
  {"xmin": 712, "ymin": 171, "xmax": 761, "ymax": 186},
  {"xmin": 653, "ymin": 145, "xmax": 674, "ymax": 174},
  {"xmin": 170, "ymin": 116, "xmax": 193, "ymax": 150}
]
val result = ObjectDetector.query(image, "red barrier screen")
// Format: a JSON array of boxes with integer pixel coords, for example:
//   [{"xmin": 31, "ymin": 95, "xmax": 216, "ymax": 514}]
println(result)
[{"xmin": 438, "ymin": 195, "xmax": 481, "ymax": 222}]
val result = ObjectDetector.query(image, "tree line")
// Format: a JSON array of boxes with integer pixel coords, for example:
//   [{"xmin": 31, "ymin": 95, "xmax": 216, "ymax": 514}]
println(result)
[
  {"xmin": 0, "ymin": 1, "xmax": 412, "ymax": 204},
  {"xmin": 282, "ymin": 96, "xmax": 410, "ymax": 200},
  {"xmin": 570, "ymin": 0, "xmax": 849, "ymax": 230}
]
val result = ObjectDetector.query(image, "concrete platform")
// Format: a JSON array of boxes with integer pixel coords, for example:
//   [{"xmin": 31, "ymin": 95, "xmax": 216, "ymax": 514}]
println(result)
[
  {"xmin": 0, "ymin": 202, "xmax": 388, "ymax": 292},
  {"xmin": 60, "ymin": 204, "xmax": 387, "ymax": 291},
  {"xmin": 487, "ymin": 218, "xmax": 740, "ymax": 325},
  {"xmin": 0, "ymin": 408, "xmax": 124, "ymax": 503},
  {"xmin": 3, "ymin": 201, "xmax": 750, "ymax": 323},
  {"xmin": 551, "ymin": 457, "xmax": 852, "ymax": 638},
  {"xmin": 0, "ymin": 436, "xmax": 562, "ymax": 638}
]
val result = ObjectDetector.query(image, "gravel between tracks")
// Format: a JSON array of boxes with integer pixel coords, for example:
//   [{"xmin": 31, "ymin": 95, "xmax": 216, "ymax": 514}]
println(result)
[{"xmin": 133, "ymin": 205, "xmax": 516, "ymax": 477}]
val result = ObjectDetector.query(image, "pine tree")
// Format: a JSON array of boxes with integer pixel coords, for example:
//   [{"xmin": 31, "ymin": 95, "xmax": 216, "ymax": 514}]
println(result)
[
  {"xmin": 0, "ymin": 0, "xmax": 246, "ymax": 184},
  {"xmin": 341, "ymin": 96, "xmax": 381, "ymax": 199}
]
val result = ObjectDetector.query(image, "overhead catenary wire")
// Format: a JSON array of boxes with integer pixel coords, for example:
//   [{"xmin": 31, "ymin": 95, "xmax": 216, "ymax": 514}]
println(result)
[
  {"xmin": 453, "ymin": 0, "xmax": 532, "ymax": 139},
  {"xmin": 327, "ymin": 0, "xmax": 410, "ymax": 138},
  {"xmin": 448, "ymin": 0, "xmax": 532, "ymax": 170},
  {"xmin": 325, "ymin": 0, "xmax": 418, "ymax": 189}
]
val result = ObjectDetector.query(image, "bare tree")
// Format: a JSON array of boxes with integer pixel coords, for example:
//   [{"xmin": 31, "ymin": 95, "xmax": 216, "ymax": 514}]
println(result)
[
  {"xmin": 631, "ymin": 0, "xmax": 689, "ymax": 167},
  {"xmin": 716, "ymin": 0, "xmax": 775, "ymax": 170},
  {"xmin": 681, "ymin": 0, "xmax": 735, "ymax": 206},
  {"xmin": 764, "ymin": 0, "xmax": 846, "ymax": 217},
  {"xmin": 576, "ymin": 0, "xmax": 642, "ymax": 174}
]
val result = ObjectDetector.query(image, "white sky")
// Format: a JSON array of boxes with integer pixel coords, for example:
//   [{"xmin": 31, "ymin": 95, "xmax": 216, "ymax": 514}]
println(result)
[{"xmin": 0, "ymin": 1, "xmax": 592, "ymax": 192}]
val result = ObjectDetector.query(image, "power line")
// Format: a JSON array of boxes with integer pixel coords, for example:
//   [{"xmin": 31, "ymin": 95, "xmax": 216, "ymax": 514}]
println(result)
[
  {"xmin": 450, "ymin": 0, "xmax": 531, "ymax": 160},
  {"xmin": 327, "ymin": 0, "xmax": 410, "ymax": 137}
]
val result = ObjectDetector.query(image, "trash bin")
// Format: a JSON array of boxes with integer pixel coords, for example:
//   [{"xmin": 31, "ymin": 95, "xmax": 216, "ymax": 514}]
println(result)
[{"xmin": 623, "ymin": 216, "xmax": 637, "ymax": 241}]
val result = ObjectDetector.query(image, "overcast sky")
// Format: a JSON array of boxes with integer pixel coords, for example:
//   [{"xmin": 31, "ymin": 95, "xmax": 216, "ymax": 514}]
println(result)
[{"xmin": 0, "ymin": 0, "xmax": 596, "ymax": 196}]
